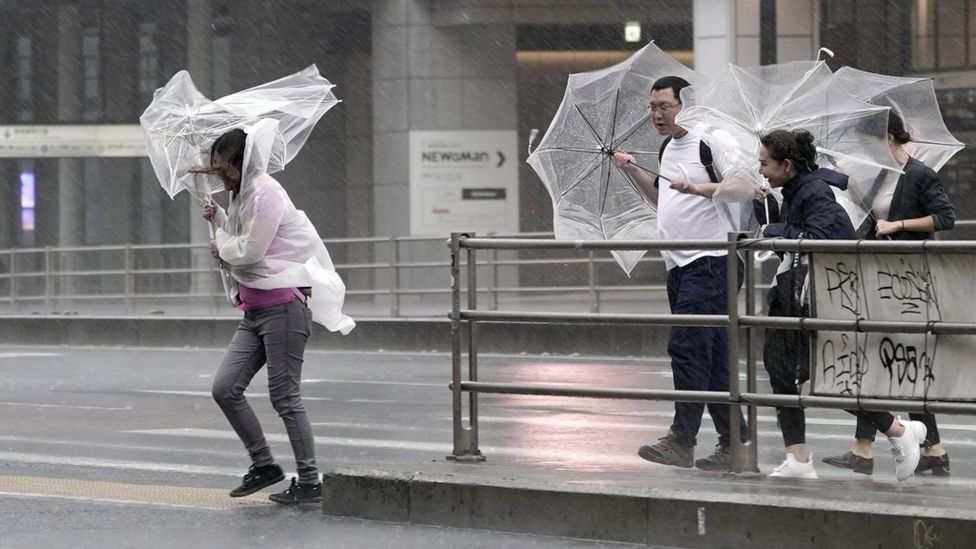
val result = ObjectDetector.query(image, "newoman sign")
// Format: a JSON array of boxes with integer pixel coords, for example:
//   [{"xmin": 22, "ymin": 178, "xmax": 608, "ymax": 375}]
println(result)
[
  {"xmin": 810, "ymin": 251, "xmax": 976, "ymax": 401},
  {"xmin": 409, "ymin": 131, "xmax": 518, "ymax": 236}
]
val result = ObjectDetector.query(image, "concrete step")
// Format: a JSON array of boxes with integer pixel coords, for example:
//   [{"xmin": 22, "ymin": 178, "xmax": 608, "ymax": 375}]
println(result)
[{"xmin": 322, "ymin": 460, "xmax": 974, "ymax": 548}]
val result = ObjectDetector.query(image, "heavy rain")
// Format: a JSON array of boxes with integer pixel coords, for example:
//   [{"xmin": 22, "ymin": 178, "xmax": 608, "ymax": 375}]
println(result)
[{"xmin": 0, "ymin": 1, "xmax": 974, "ymax": 548}]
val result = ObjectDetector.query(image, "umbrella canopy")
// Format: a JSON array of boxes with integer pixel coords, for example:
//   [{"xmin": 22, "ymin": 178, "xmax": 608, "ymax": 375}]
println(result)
[
  {"xmin": 527, "ymin": 42, "xmax": 707, "ymax": 275},
  {"xmin": 833, "ymin": 67, "xmax": 964, "ymax": 172},
  {"xmin": 140, "ymin": 64, "xmax": 340, "ymax": 203},
  {"xmin": 677, "ymin": 60, "xmax": 902, "ymax": 230}
]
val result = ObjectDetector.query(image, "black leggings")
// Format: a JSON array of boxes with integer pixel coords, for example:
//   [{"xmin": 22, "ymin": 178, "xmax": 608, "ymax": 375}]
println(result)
[{"xmin": 764, "ymin": 265, "xmax": 897, "ymax": 447}]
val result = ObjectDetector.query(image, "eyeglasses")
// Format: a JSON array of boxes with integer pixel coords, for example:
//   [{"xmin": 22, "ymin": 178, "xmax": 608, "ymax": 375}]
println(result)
[{"xmin": 647, "ymin": 102, "xmax": 680, "ymax": 114}]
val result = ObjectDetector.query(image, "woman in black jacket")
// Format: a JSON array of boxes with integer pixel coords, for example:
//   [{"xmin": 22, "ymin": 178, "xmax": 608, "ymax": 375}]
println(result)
[
  {"xmin": 823, "ymin": 112, "xmax": 956, "ymax": 477},
  {"xmin": 755, "ymin": 129, "xmax": 927, "ymax": 481}
]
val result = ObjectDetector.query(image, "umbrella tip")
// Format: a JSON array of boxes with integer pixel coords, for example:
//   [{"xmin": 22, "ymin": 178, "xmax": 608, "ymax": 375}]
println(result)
[{"xmin": 817, "ymin": 47, "xmax": 835, "ymax": 60}]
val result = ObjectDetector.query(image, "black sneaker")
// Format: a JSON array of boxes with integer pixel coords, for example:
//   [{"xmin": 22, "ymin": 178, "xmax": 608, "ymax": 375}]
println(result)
[
  {"xmin": 695, "ymin": 444, "xmax": 732, "ymax": 471},
  {"xmin": 229, "ymin": 463, "xmax": 285, "ymax": 498},
  {"xmin": 268, "ymin": 477, "xmax": 322, "ymax": 505},
  {"xmin": 638, "ymin": 430, "xmax": 694, "ymax": 468}
]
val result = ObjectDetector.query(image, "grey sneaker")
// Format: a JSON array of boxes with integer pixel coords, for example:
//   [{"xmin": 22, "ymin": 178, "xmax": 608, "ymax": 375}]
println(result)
[
  {"xmin": 638, "ymin": 430, "xmax": 693, "ymax": 468},
  {"xmin": 695, "ymin": 444, "xmax": 732, "ymax": 471}
]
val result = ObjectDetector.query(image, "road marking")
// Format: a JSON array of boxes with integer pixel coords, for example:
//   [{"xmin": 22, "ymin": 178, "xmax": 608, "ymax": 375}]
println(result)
[
  {"xmin": 0, "ymin": 401, "xmax": 132, "ymax": 411},
  {"xmin": 134, "ymin": 390, "xmax": 330, "ymax": 401},
  {"xmin": 304, "ymin": 378, "xmax": 443, "ymax": 388},
  {"xmin": 0, "ymin": 474, "xmax": 270, "ymax": 510},
  {"xmin": 0, "ymin": 451, "xmax": 242, "ymax": 477},
  {"xmin": 0, "ymin": 352, "xmax": 63, "ymax": 359}
]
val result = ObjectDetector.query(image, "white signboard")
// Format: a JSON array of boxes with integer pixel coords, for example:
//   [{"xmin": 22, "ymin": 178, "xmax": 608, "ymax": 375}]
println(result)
[
  {"xmin": 409, "ymin": 131, "xmax": 518, "ymax": 236},
  {"xmin": 811, "ymin": 252, "xmax": 976, "ymax": 401},
  {"xmin": 0, "ymin": 125, "xmax": 146, "ymax": 158}
]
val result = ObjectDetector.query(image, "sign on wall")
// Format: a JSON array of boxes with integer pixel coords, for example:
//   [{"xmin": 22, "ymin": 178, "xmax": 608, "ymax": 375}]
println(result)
[
  {"xmin": 409, "ymin": 131, "xmax": 518, "ymax": 236},
  {"xmin": 810, "ymin": 252, "xmax": 976, "ymax": 401},
  {"xmin": 0, "ymin": 125, "xmax": 147, "ymax": 158}
]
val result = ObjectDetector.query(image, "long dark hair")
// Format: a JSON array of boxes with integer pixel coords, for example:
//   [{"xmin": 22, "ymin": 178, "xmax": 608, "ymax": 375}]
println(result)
[
  {"xmin": 760, "ymin": 129, "xmax": 818, "ymax": 173},
  {"xmin": 190, "ymin": 128, "xmax": 247, "ymax": 179}
]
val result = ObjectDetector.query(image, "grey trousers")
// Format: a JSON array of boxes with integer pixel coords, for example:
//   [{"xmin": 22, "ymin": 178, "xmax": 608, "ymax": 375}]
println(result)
[{"xmin": 212, "ymin": 299, "xmax": 319, "ymax": 484}]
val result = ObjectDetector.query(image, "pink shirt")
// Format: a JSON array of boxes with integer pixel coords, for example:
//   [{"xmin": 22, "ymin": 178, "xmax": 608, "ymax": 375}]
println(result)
[{"xmin": 237, "ymin": 285, "xmax": 305, "ymax": 312}]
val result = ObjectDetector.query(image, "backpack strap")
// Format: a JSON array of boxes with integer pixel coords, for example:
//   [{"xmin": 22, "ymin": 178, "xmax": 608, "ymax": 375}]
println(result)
[
  {"xmin": 654, "ymin": 136, "xmax": 673, "ymax": 188},
  {"xmin": 657, "ymin": 136, "xmax": 722, "ymax": 186},
  {"xmin": 699, "ymin": 140, "xmax": 721, "ymax": 183}
]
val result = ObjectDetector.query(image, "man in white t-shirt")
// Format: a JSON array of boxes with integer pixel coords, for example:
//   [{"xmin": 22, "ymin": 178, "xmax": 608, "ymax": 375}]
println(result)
[{"xmin": 613, "ymin": 76, "xmax": 748, "ymax": 471}]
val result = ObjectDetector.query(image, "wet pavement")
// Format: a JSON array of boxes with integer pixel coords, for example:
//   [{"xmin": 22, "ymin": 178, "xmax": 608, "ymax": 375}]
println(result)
[{"xmin": 0, "ymin": 345, "xmax": 973, "ymax": 547}]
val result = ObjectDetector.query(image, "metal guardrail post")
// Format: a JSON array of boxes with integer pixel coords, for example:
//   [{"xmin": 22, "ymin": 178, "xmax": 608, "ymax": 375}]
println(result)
[
  {"xmin": 588, "ymin": 250, "xmax": 598, "ymax": 313},
  {"xmin": 44, "ymin": 247, "xmax": 52, "ymax": 312},
  {"xmin": 744, "ymin": 245, "xmax": 759, "ymax": 468},
  {"xmin": 490, "ymin": 249, "xmax": 499, "ymax": 311},
  {"xmin": 9, "ymin": 249, "xmax": 16, "ymax": 314},
  {"xmin": 727, "ymin": 232, "xmax": 753, "ymax": 472},
  {"xmin": 124, "ymin": 245, "xmax": 134, "ymax": 313},
  {"xmin": 390, "ymin": 237, "xmax": 400, "ymax": 317},
  {"xmin": 448, "ymin": 233, "xmax": 483, "ymax": 461}
]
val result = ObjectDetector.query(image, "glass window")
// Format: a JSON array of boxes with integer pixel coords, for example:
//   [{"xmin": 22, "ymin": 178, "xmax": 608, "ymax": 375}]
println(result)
[
  {"xmin": 82, "ymin": 29, "xmax": 102, "ymax": 121},
  {"xmin": 15, "ymin": 35, "xmax": 32, "ymax": 122},
  {"xmin": 138, "ymin": 22, "xmax": 159, "ymax": 101}
]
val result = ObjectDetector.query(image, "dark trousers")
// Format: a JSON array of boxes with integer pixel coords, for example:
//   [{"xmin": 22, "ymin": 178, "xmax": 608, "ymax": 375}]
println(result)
[
  {"xmin": 666, "ymin": 254, "xmax": 748, "ymax": 448},
  {"xmin": 211, "ymin": 299, "xmax": 319, "ymax": 484},
  {"xmin": 764, "ymin": 265, "xmax": 897, "ymax": 447}
]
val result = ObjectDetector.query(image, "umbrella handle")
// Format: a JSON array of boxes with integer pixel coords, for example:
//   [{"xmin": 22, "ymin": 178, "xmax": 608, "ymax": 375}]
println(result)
[
  {"xmin": 204, "ymin": 198, "xmax": 239, "ymax": 307},
  {"xmin": 675, "ymin": 164, "xmax": 691, "ymax": 191}
]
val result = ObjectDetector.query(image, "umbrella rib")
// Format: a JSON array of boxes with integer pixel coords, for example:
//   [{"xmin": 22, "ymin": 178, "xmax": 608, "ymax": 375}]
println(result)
[
  {"xmin": 574, "ymin": 103, "xmax": 609, "ymax": 151},
  {"xmin": 598, "ymin": 156, "xmax": 611, "ymax": 238},
  {"xmin": 559, "ymin": 155, "xmax": 606, "ymax": 199},
  {"xmin": 606, "ymin": 88, "xmax": 621, "ymax": 156},
  {"xmin": 535, "ymin": 146, "xmax": 607, "ymax": 155}
]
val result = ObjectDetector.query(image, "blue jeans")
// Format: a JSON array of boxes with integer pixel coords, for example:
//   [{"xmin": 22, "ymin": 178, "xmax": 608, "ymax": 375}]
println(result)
[
  {"xmin": 666, "ymin": 255, "xmax": 747, "ymax": 448},
  {"xmin": 211, "ymin": 299, "xmax": 318, "ymax": 484}
]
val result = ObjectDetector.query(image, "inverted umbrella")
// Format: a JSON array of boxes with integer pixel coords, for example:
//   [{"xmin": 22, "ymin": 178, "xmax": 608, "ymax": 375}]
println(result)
[
  {"xmin": 140, "ymin": 64, "xmax": 340, "ymax": 203},
  {"xmin": 139, "ymin": 65, "xmax": 340, "ymax": 304},
  {"xmin": 527, "ymin": 42, "xmax": 707, "ymax": 275},
  {"xmin": 833, "ymin": 67, "xmax": 964, "ymax": 172},
  {"xmin": 677, "ymin": 60, "xmax": 901, "ymax": 230}
]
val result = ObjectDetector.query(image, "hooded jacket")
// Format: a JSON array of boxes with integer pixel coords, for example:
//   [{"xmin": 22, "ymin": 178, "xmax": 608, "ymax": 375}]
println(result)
[
  {"xmin": 211, "ymin": 119, "xmax": 355, "ymax": 335},
  {"xmin": 759, "ymin": 167, "xmax": 856, "ymax": 240}
]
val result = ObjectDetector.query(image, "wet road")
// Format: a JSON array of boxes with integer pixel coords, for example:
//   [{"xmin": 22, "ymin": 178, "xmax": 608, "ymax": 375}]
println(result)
[{"xmin": 0, "ymin": 345, "xmax": 973, "ymax": 547}]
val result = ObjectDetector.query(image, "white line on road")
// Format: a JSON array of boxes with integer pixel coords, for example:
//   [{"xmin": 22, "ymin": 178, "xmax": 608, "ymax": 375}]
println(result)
[
  {"xmin": 0, "ymin": 401, "xmax": 132, "ymax": 411},
  {"xmin": 134, "ymin": 390, "xmax": 330, "ymax": 401},
  {"xmin": 0, "ymin": 451, "xmax": 242, "ymax": 477},
  {"xmin": 0, "ymin": 352, "xmax": 63, "ymax": 359},
  {"xmin": 304, "ymin": 378, "xmax": 443, "ymax": 388}
]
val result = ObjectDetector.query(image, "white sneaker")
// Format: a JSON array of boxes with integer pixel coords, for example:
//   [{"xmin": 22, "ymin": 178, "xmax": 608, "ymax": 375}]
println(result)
[
  {"xmin": 888, "ymin": 417, "xmax": 927, "ymax": 481},
  {"xmin": 768, "ymin": 453, "xmax": 818, "ymax": 479}
]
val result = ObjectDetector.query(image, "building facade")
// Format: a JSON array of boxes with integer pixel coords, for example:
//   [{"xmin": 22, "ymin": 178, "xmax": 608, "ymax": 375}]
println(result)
[{"xmin": 0, "ymin": 0, "xmax": 972, "ymax": 254}]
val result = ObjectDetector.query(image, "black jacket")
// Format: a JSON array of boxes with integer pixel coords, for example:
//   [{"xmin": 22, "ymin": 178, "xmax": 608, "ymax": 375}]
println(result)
[
  {"xmin": 862, "ymin": 157, "xmax": 956, "ymax": 240},
  {"xmin": 757, "ymin": 168, "xmax": 856, "ymax": 240}
]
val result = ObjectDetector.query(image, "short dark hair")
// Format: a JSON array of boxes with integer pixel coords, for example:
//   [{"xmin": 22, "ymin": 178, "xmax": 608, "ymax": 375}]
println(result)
[
  {"xmin": 760, "ymin": 129, "xmax": 819, "ymax": 173},
  {"xmin": 887, "ymin": 111, "xmax": 911, "ymax": 145},
  {"xmin": 651, "ymin": 76, "xmax": 691, "ymax": 102}
]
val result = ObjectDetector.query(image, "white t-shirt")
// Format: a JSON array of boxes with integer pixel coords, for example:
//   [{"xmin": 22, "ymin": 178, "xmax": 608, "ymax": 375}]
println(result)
[{"xmin": 656, "ymin": 127, "xmax": 737, "ymax": 271}]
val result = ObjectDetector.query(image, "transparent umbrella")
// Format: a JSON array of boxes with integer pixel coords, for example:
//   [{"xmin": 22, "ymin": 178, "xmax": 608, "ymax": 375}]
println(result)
[
  {"xmin": 139, "ymin": 65, "xmax": 340, "ymax": 305},
  {"xmin": 677, "ymin": 60, "xmax": 902, "ymax": 230},
  {"xmin": 833, "ymin": 67, "xmax": 964, "ymax": 172},
  {"xmin": 140, "ymin": 64, "xmax": 340, "ymax": 203},
  {"xmin": 527, "ymin": 42, "xmax": 707, "ymax": 275}
]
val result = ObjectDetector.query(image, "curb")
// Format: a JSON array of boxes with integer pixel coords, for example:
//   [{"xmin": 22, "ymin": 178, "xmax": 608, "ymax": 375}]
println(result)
[{"xmin": 322, "ymin": 465, "xmax": 973, "ymax": 548}]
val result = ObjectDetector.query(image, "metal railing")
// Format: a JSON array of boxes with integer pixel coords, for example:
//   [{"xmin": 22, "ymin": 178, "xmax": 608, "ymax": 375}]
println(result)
[
  {"xmin": 0, "ymin": 234, "xmax": 682, "ymax": 317},
  {"xmin": 448, "ymin": 233, "xmax": 976, "ymax": 471}
]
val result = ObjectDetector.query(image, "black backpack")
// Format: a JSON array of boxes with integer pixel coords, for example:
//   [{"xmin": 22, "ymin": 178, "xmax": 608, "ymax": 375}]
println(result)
[{"xmin": 655, "ymin": 136, "xmax": 721, "ymax": 187}]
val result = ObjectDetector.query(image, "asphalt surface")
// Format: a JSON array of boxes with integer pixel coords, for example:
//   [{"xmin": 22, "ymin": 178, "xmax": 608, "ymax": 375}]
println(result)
[{"xmin": 0, "ymin": 345, "xmax": 974, "ymax": 548}]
